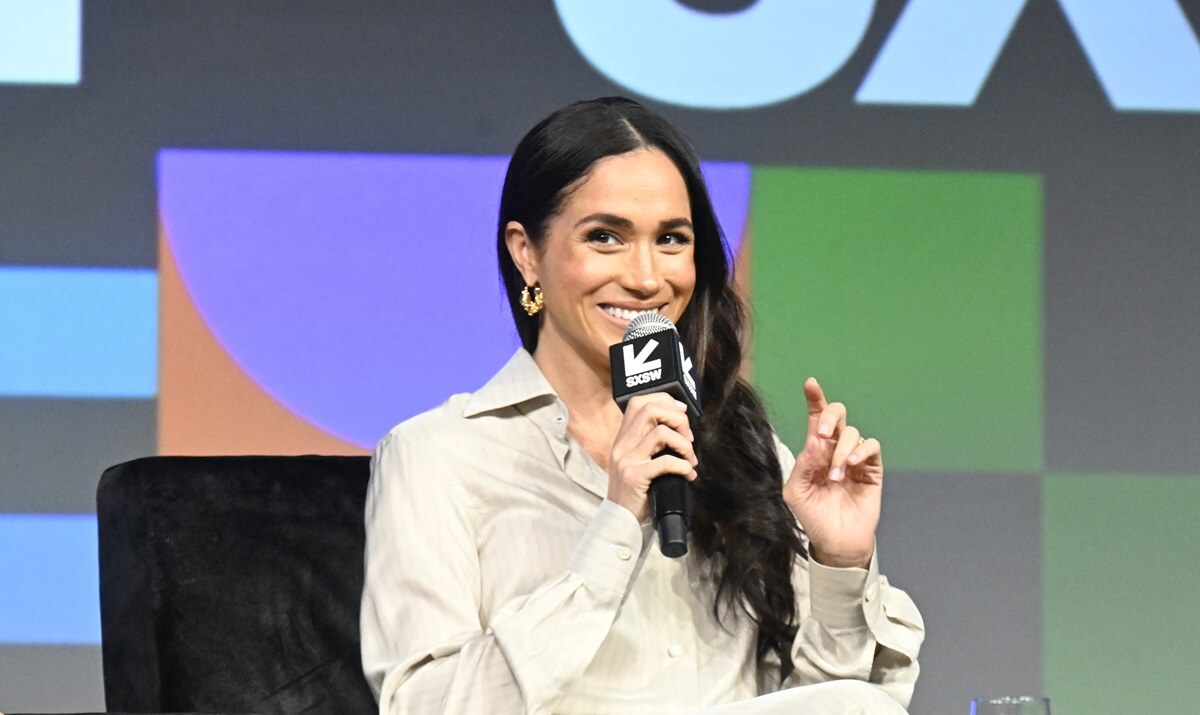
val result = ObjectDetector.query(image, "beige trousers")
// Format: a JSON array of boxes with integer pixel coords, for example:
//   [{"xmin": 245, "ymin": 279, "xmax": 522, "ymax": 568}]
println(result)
[{"xmin": 694, "ymin": 681, "xmax": 908, "ymax": 715}]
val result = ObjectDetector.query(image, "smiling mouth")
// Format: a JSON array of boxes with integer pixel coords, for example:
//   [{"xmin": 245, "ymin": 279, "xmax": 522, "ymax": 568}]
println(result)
[{"xmin": 600, "ymin": 305, "xmax": 665, "ymax": 322}]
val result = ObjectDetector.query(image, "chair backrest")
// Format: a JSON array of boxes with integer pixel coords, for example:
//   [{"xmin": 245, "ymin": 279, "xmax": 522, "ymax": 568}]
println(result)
[{"xmin": 97, "ymin": 455, "xmax": 376, "ymax": 715}]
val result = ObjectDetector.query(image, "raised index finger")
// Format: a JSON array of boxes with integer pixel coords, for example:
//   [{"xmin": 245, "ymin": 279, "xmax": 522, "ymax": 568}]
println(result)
[{"xmin": 804, "ymin": 377, "xmax": 828, "ymax": 439}]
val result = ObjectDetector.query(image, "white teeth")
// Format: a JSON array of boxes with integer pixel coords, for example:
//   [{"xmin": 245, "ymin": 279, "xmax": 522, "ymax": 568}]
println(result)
[{"xmin": 603, "ymin": 306, "xmax": 659, "ymax": 321}]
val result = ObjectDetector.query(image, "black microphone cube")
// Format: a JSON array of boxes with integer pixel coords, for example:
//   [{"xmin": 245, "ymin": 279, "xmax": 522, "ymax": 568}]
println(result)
[{"xmin": 609, "ymin": 329, "xmax": 701, "ymax": 418}]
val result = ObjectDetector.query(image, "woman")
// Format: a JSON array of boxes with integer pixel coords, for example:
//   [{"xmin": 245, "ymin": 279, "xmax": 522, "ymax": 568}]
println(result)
[{"xmin": 361, "ymin": 97, "xmax": 923, "ymax": 714}]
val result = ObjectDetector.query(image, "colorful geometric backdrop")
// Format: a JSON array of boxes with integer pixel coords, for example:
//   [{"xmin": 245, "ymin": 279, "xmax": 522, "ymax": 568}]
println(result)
[{"xmin": 3, "ymin": 2, "xmax": 1199, "ymax": 713}]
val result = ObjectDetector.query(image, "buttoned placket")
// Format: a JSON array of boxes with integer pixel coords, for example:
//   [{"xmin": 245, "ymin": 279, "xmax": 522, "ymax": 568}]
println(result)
[
  {"xmin": 511, "ymin": 368, "xmax": 705, "ymax": 704},
  {"xmin": 537, "ymin": 397, "xmax": 610, "ymax": 501}
]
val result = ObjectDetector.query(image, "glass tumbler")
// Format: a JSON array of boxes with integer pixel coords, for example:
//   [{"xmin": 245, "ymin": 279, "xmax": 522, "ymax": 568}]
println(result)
[{"xmin": 969, "ymin": 696, "xmax": 1051, "ymax": 715}]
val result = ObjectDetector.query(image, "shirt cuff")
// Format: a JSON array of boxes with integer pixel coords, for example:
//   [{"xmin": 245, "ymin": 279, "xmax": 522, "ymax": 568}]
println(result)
[
  {"xmin": 567, "ymin": 499, "xmax": 644, "ymax": 595},
  {"xmin": 807, "ymin": 551, "xmax": 875, "ymax": 629}
]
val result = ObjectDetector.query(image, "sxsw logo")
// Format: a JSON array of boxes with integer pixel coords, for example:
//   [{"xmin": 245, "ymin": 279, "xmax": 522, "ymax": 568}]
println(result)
[
  {"xmin": 555, "ymin": 0, "xmax": 1200, "ymax": 112},
  {"xmin": 677, "ymin": 342, "xmax": 697, "ymax": 401},
  {"xmin": 623, "ymin": 339, "xmax": 664, "ymax": 387}
]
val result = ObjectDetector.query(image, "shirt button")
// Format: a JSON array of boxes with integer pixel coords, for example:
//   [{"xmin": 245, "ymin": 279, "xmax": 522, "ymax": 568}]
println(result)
[
  {"xmin": 613, "ymin": 545, "xmax": 632, "ymax": 561},
  {"xmin": 667, "ymin": 644, "xmax": 683, "ymax": 658},
  {"xmin": 865, "ymin": 584, "xmax": 878, "ymax": 603}
]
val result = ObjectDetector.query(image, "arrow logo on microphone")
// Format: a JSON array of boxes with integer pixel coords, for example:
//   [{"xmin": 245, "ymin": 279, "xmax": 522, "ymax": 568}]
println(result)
[{"xmin": 623, "ymin": 339, "xmax": 662, "ymax": 376}]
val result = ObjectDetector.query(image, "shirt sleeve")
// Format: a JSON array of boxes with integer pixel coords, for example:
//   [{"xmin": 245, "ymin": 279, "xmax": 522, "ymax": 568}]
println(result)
[
  {"xmin": 765, "ymin": 436, "xmax": 925, "ymax": 708},
  {"xmin": 360, "ymin": 429, "xmax": 644, "ymax": 715}
]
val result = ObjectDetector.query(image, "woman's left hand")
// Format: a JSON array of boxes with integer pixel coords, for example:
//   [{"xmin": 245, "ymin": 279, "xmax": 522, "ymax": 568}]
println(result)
[{"xmin": 782, "ymin": 377, "xmax": 882, "ymax": 569}]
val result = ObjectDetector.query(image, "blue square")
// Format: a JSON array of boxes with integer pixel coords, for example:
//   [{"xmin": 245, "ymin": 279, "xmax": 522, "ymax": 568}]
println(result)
[{"xmin": 0, "ymin": 0, "xmax": 81, "ymax": 85}]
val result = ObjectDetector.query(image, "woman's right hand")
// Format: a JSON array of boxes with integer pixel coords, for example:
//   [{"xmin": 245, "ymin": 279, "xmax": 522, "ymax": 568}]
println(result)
[{"xmin": 606, "ymin": 393, "xmax": 699, "ymax": 523}]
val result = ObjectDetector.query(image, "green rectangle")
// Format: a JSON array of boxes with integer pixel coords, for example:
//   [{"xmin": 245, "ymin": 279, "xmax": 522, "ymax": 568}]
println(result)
[
  {"xmin": 1043, "ymin": 473, "xmax": 1200, "ymax": 714},
  {"xmin": 749, "ymin": 168, "xmax": 1042, "ymax": 471}
]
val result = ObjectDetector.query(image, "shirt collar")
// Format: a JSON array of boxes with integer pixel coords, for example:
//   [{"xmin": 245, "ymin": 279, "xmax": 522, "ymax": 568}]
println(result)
[
  {"xmin": 461, "ymin": 350, "xmax": 604, "ymax": 496},
  {"xmin": 462, "ymin": 348, "xmax": 559, "ymax": 418}
]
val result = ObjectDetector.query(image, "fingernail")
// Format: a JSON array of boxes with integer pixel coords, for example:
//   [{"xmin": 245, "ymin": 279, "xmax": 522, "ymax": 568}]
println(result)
[
  {"xmin": 829, "ymin": 466, "xmax": 843, "ymax": 482},
  {"xmin": 690, "ymin": 469, "xmax": 699, "ymax": 480},
  {"xmin": 675, "ymin": 400, "xmax": 687, "ymax": 411},
  {"xmin": 687, "ymin": 429, "xmax": 695, "ymax": 442},
  {"xmin": 818, "ymin": 422, "xmax": 832, "ymax": 437},
  {"xmin": 848, "ymin": 453, "xmax": 861, "ymax": 465}
]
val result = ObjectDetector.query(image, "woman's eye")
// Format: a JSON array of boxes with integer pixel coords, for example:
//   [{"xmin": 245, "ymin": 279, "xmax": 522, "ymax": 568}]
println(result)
[
  {"xmin": 659, "ymin": 232, "xmax": 693, "ymax": 246},
  {"xmin": 586, "ymin": 229, "xmax": 619, "ymax": 244}
]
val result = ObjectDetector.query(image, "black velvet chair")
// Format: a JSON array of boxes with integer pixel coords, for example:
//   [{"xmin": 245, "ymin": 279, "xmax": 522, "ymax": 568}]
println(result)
[{"xmin": 97, "ymin": 456, "xmax": 377, "ymax": 715}]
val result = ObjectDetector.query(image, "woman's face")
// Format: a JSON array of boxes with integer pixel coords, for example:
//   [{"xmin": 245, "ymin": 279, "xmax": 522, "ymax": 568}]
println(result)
[{"xmin": 509, "ymin": 148, "xmax": 697, "ymax": 374}]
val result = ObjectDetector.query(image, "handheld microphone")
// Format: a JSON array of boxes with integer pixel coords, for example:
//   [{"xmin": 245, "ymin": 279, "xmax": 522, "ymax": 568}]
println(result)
[{"xmin": 609, "ymin": 312, "xmax": 701, "ymax": 558}]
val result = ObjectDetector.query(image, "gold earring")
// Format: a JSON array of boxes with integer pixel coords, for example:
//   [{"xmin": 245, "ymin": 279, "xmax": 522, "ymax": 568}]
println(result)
[{"xmin": 520, "ymin": 285, "xmax": 544, "ymax": 316}]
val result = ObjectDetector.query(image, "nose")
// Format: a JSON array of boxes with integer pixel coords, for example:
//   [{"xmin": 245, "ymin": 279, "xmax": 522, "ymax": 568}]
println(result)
[{"xmin": 622, "ymin": 242, "xmax": 662, "ymax": 295}]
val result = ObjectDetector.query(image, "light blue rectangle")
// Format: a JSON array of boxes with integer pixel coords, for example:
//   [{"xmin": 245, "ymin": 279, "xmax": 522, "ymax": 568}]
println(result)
[
  {"xmin": 0, "ymin": 0, "xmax": 82, "ymax": 85},
  {"xmin": 856, "ymin": 0, "xmax": 1026, "ymax": 106},
  {"xmin": 0, "ymin": 514, "xmax": 101, "ymax": 645},
  {"xmin": 0, "ymin": 266, "xmax": 158, "ymax": 398},
  {"xmin": 1058, "ymin": 0, "xmax": 1200, "ymax": 112}
]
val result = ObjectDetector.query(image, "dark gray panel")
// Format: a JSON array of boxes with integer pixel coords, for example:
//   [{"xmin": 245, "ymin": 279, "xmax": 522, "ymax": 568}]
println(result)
[
  {"xmin": 0, "ymin": 2, "xmax": 158, "ymax": 268},
  {"xmin": 0, "ymin": 645, "xmax": 104, "ymax": 712},
  {"xmin": 877, "ymin": 472, "xmax": 1042, "ymax": 715},
  {"xmin": 0, "ymin": 399, "xmax": 155, "ymax": 513},
  {"xmin": 1044, "ymin": 168, "xmax": 1200, "ymax": 474}
]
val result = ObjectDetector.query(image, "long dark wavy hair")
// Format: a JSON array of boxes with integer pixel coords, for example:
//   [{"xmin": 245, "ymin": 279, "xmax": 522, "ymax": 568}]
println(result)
[{"xmin": 496, "ymin": 97, "xmax": 808, "ymax": 679}]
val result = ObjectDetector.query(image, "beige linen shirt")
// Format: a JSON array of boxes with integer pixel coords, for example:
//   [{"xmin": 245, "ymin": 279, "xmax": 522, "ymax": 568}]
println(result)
[{"xmin": 361, "ymin": 349, "xmax": 924, "ymax": 714}]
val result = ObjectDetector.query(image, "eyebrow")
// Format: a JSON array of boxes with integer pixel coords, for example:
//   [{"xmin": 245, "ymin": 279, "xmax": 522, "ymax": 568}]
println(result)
[{"xmin": 573, "ymin": 213, "xmax": 694, "ymax": 232}]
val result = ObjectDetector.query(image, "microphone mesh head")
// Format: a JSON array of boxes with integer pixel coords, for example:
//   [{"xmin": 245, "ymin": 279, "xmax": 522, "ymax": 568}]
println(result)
[{"xmin": 623, "ymin": 312, "xmax": 676, "ymax": 340}]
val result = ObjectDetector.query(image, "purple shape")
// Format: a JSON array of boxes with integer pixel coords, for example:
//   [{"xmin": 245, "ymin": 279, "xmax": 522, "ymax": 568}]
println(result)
[
  {"xmin": 702, "ymin": 161, "xmax": 751, "ymax": 260},
  {"xmin": 159, "ymin": 150, "xmax": 749, "ymax": 447}
]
